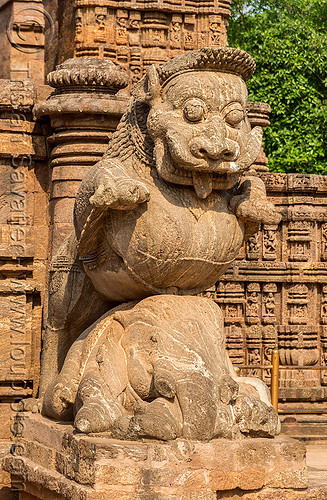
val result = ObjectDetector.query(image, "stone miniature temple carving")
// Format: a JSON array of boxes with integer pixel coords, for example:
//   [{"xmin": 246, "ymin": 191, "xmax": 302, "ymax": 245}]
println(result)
[{"xmin": 39, "ymin": 47, "xmax": 281, "ymax": 440}]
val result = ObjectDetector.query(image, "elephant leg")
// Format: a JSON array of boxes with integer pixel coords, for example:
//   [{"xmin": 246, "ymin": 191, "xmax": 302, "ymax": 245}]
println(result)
[
  {"xmin": 74, "ymin": 370, "xmax": 128, "ymax": 434},
  {"xmin": 233, "ymin": 395, "xmax": 281, "ymax": 437},
  {"xmin": 42, "ymin": 336, "xmax": 86, "ymax": 421},
  {"xmin": 173, "ymin": 370, "xmax": 219, "ymax": 441},
  {"xmin": 152, "ymin": 359, "xmax": 238, "ymax": 440},
  {"xmin": 129, "ymin": 398, "xmax": 183, "ymax": 441}
]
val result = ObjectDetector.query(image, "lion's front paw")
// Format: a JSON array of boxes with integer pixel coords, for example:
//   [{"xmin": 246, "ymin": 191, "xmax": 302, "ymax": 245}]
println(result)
[
  {"xmin": 230, "ymin": 176, "xmax": 281, "ymax": 226},
  {"xmin": 90, "ymin": 178, "xmax": 150, "ymax": 210},
  {"xmin": 235, "ymin": 197, "xmax": 281, "ymax": 225}
]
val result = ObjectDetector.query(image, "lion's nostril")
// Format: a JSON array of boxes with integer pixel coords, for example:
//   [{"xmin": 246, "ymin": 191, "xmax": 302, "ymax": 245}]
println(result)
[
  {"xmin": 221, "ymin": 148, "xmax": 237, "ymax": 161},
  {"xmin": 199, "ymin": 148, "xmax": 207, "ymax": 156}
]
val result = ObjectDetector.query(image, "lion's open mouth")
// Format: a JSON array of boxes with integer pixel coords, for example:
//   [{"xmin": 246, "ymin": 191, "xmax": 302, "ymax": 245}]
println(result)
[
  {"xmin": 158, "ymin": 159, "xmax": 241, "ymax": 198},
  {"xmin": 153, "ymin": 140, "xmax": 241, "ymax": 198}
]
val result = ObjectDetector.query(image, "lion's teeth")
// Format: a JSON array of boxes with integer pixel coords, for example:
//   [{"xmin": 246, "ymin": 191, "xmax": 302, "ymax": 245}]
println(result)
[
  {"xmin": 230, "ymin": 162, "xmax": 239, "ymax": 172},
  {"xmin": 192, "ymin": 172, "xmax": 213, "ymax": 199}
]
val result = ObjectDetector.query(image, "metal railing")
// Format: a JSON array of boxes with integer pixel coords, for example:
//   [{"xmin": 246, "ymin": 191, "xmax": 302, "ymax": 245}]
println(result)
[{"xmin": 235, "ymin": 348, "xmax": 327, "ymax": 414}]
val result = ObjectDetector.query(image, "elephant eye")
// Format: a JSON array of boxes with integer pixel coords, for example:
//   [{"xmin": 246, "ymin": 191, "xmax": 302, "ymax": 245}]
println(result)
[
  {"xmin": 184, "ymin": 99, "xmax": 206, "ymax": 123},
  {"xmin": 223, "ymin": 105, "xmax": 245, "ymax": 128}
]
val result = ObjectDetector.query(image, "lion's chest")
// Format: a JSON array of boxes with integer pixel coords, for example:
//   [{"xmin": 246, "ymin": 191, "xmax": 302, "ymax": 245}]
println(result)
[{"xmin": 106, "ymin": 185, "xmax": 244, "ymax": 294}]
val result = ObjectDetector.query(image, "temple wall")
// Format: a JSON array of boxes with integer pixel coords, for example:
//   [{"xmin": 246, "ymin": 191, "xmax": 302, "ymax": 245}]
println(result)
[
  {"xmin": 0, "ymin": 79, "xmax": 50, "ymax": 497},
  {"xmin": 219, "ymin": 173, "xmax": 327, "ymax": 409}
]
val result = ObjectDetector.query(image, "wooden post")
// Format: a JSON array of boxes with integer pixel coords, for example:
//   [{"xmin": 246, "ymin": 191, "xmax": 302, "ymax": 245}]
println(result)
[{"xmin": 271, "ymin": 348, "xmax": 279, "ymax": 412}]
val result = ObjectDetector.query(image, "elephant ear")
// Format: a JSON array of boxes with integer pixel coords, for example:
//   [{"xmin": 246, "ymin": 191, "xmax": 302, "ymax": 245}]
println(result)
[{"xmin": 131, "ymin": 64, "xmax": 161, "ymax": 105}]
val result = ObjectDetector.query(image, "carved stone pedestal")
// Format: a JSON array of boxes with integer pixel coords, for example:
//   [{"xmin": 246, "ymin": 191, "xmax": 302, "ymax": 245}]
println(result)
[{"xmin": 4, "ymin": 414, "xmax": 309, "ymax": 500}]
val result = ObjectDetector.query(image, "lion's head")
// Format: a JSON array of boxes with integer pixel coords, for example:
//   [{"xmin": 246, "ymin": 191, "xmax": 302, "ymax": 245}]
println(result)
[{"xmin": 132, "ymin": 47, "xmax": 263, "ymax": 199}]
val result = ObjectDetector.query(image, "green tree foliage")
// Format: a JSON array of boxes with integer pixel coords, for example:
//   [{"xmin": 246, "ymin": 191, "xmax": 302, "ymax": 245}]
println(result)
[{"xmin": 228, "ymin": 0, "xmax": 327, "ymax": 174}]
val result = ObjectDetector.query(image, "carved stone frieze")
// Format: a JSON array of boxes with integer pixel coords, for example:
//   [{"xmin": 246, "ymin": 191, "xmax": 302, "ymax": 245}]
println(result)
[
  {"xmin": 0, "ymin": 79, "xmax": 50, "ymax": 469},
  {"xmin": 217, "ymin": 172, "xmax": 327, "ymax": 404},
  {"xmin": 287, "ymin": 284, "xmax": 309, "ymax": 325},
  {"xmin": 263, "ymin": 224, "xmax": 278, "ymax": 261},
  {"xmin": 246, "ymin": 325, "xmax": 262, "ymax": 377},
  {"xmin": 321, "ymin": 222, "xmax": 327, "ymax": 261},
  {"xmin": 246, "ymin": 232, "xmax": 260, "ymax": 260},
  {"xmin": 55, "ymin": 1, "xmax": 232, "ymax": 80},
  {"xmin": 321, "ymin": 325, "xmax": 327, "ymax": 386},
  {"xmin": 287, "ymin": 221, "xmax": 312, "ymax": 262},
  {"xmin": 216, "ymin": 282, "xmax": 245, "ymax": 325}
]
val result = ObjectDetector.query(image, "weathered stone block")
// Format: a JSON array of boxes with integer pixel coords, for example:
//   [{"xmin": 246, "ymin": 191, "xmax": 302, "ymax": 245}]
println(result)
[{"xmin": 3, "ymin": 414, "xmax": 309, "ymax": 499}]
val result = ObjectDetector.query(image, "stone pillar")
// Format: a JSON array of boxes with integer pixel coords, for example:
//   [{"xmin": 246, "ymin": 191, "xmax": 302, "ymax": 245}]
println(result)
[
  {"xmin": 247, "ymin": 102, "xmax": 271, "ymax": 172},
  {"xmin": 34, "ymin": 57, "xmax": 129, "ymax": 254}
]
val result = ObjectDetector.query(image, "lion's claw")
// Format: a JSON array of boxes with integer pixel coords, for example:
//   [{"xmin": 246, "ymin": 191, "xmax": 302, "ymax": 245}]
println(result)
[{"xmin": 90, "ymin": 179, "xmax": 150, "ymax": 210}]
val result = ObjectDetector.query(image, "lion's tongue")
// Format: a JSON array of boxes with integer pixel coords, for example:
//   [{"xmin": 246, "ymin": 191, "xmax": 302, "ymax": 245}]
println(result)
[{"xmin": 192, "ymin": 172, "xmax": 213, "ymax": 199}]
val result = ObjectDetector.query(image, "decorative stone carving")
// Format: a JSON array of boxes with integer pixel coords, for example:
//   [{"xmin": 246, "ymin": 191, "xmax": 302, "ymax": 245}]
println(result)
[
  {"xmin": 287, "ymin": 284, "xmax": 309, "ymax": 325},
  {"xmin": 40, "ymin": 47, "xmax": 281, "ymax": 439},
  {"xmin": 216, "ymin": 282, "xmax": 245, "ymax": 325},
  {"xmin": 321, "ymin": 222, "xmax": 327, "ymax": 261},
  {"xmin": 321, "ymin": 326, "xmax": 327, "ymax": 386},
  {"xmin": 246, "ymin": 325, "xmax": 262, "ymax": 378},
  {"xmin": 217, "ymin": 172, "xmax": 327, "ymax": 404},
  {"xmin": 247, "ymin": 102, "xmax": 271, "ymax": 172},
  {"xmin": 263, "ymin": 224, "xmax": 278, "ymax": 261},
  {"xmin": 262, "ymin": 283, "xmax": 277, "ymax": 324},
  {"xmin": 321, "ymin": 285, "xmax": 327, "ymax": 324},
  {"xmin": 246, "ymin": 283, "xmax": 260, "ymax": 324},
  {"xmin": 0, "ymin": 80, "xmax": 48, "ymax": 410},
  {"xmin": 225, "ymin": 325, "xmax": 245, "ymax": 366},
  {"xmin": 288, "ymin": 173, "xmax": 319, "ymax": 192},
  {"xmin": 58, "ymin": 1, "xmax": 233, "ymax": 78},
  {"xmin": 94, "ymin": 7, "xmax": 108, "ymax": 43},
  {"xmin": 262, "ymin": 325, "xmax": 278, "ymax": 384},
  {"xmin": 1, "ymin": 1, "xmax": 327, "ymax": 496},
  {"xmin": 246, "ymin": 232, "xmax": 260, "ymax": 260},
  {"xmin": 288, "ymin": 221, "xmax": 312, "ymax": 262},
  {"xmin": 44, "ymin": 295, "xmax": 280, "ymax": 439},
  {"xmin": 278, "ymin": 325, "xmax": 320, "ymax": 395}
]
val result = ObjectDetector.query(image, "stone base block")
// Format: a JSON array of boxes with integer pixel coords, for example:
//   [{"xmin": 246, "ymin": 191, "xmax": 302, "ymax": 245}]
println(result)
[{"xmin": 3, "ymin": 414, "xmax": 309, "ymax": 499}]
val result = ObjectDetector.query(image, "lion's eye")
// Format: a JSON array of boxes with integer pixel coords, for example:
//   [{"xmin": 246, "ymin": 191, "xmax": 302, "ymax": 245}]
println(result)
[
  {"xmin": 224, "ymin": 107, "xmax": 244, "ymax": 128},
  {"xmin": 184, "ymin": 99, "xmax": 206, "ymax": 122}
]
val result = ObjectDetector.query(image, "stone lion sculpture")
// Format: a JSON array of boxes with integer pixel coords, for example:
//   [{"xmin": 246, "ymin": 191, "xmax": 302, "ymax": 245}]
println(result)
[{"xmin": 41, "ymin": 47, "xmax": 281, "ymax": 440}]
